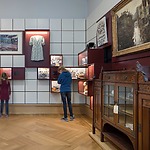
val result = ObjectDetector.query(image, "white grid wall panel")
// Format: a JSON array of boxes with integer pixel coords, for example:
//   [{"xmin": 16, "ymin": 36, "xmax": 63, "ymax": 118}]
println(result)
[
  {"xmin": 25, "ymin": 19, "xmax": 37, "ymax": 29},
  {"xmin": 50, "ymin": 31, "xmax": 61, "ymax": 42},
  {"xmin": 86, "ymin": 96, "xmax": 90, "ymax": 105},
  {"xmin": 74, "ymin": 19, "xmax": 85, "ymax": 30},
  {"xmin": 12, "ymin": 80, "xmax": 25, "ymax": 91},
  {"xmin": 74, "ymin": 31, "xmax": 85, "ymax": 42},
  {"xmin": 50, "ymin": 93, "xmax": 61, "ymax": 104},
  {"xmin": 37, "ymin": 80, "xmax": 49, "ymax": 91},
  {"xmin": 37, "ymin": 19, "xmax": 49, "ymax": 29},
  {"xmin": 73, "ymin": 56, "xmax": 78, "ymax": 66},
  {"xmin": 25, "ymin": 80, "xmax": 37, "ymax": 91},
  {"xmin": 62, "ymin": 31, "xmax": 73, "ymax": 42},
  {"xmin": 1, "ymin": 55, "xmax": 12, "ymax": 67},
  {"xmin": 13, "ymin": 92, "xmax": 25, "ymax": 103},
  {"xmin": 1, "ymin": 19, "xmax": 12, "ymax": 30},
  {"xmin": 13, "ymin": 55, "xmax": 25, "ymax": 67},
  {"xmin": 38, "ymin": 92, "xmax": 50, "ymax": 103},
  {"xmin": 86, "ymin": 23, "xmax": 97, "ymax": 43},
  {"xmin": 62, "ymin": 19, "xmax": 73, "ymax": 30},
  {"xmin": 9, "ymin": 94, "xmax": 13, "ymax": 104},
  {"xmin": 50, "ymin": 43, "xmax": 62, "ymax": 54},
  {"xmin": 62, "ymin": 43, "xmax": 73, "ymax": 54},
  {"xmin": 25, "ymin": 92, "xmax": 37, "ymax": 104},
  {"xmin": 25, "ymin": 68, "xmax": 37, "ymax": 80},
  {"xmin": 63, "ymin": 56, "xmax": 74, "ymax": 66},
  {"xmin": 13, "ymin": 19, "xmax": 25, "ymax": 30},
  {"xmin": 50, "ymin": 19, "xmax": 61, "ymax": 31},
  {"xmin": 73, "ymin": 92, "xmax": 86, "ymax": 104},
  {"xmin": 74, "ymin": 43, "xmax": 85, "ymax": 55}
]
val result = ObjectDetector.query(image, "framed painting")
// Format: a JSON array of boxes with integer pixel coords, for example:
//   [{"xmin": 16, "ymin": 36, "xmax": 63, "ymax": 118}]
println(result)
[
  {"xmin": 112, "ymin": 0, "xmax": 150, "ymax": 56},
  {"xmin": 96, "ymin": 16, "xmax": 108, "ymax": 47},
  {"xmin": 0, "ymin": 31, "xmax": 23, "ymax": 54}
]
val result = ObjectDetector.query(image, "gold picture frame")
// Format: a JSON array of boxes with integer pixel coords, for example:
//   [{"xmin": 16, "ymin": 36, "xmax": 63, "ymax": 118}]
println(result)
[{"xmin": 112, "ymin": 0, "xmax": 150, "ymax": 57}]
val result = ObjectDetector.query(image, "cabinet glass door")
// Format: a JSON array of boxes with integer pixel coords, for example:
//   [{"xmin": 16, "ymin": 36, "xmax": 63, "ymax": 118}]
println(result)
[
  {"xmin": 103, "ymin": 84, "xmax": 114, "ymax": 120},
  {"xmin": 118, "ymin": 86, "xmax": 134, "ymax": 131}
]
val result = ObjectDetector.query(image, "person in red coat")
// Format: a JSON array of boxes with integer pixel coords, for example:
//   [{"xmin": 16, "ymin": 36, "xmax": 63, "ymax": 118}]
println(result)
[{"xmin": 0, "ymin": 72, "xmax": 11, "ymax": 117}]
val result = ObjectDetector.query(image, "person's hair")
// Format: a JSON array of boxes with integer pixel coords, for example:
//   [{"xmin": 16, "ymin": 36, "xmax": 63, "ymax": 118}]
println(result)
[
  {"xmin": 1, "ymin": 72, "xmax": 8, "ymax": 80},
  {"xmin": 58, "ymin": 66, "xmax": 68, "ymax": 72}
]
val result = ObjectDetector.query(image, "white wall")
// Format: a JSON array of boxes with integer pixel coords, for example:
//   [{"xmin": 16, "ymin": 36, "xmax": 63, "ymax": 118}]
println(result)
[
  {"xmin": 86, "ymin": 0, "xmax": 121, "ymax": 44},
  {"xmin": 0, "ymin": 0, "xmax": 87, "ymax": 18},
  {"xmin": 0, "ymin": 18, "xmax": 86, "ymax": 104}
]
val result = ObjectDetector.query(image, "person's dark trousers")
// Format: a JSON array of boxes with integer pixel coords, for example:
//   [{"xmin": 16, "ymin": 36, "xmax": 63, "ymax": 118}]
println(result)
[
  {"xmin": 1, "ymin": 100, "xmax": 9, "ymax": 116},
  {"xmin": 61, "ymin": 92, "xmax": 73, "ymax": 118}
]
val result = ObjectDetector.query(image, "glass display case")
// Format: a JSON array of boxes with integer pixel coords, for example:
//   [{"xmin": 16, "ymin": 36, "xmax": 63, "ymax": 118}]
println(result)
[
  {"xmin": 101, "ymin": 70, "xmax": 137, "ymax": 150},
  {"xmin": 118, "ymin": 86, "xmax": 134, "ymax": 131},
  {"xmin": 103, "ymin": 84, "xmax": 115, "ymax": 121},
  {"xmin": 38, "ymin": 68, "xmax": 49, "ymax": 79},
  {"xmin": 66, "ymin": 67, "xmax": 87, "ymax": 80},
  {"xmin": 50, "ymin": 55, "xmax": 63, "ymax": 67},
  {"xmin": 0, "ymin": 68, "xmax": 12, "ymax": 80},
  {"xmin": 51, "ymin": 80, "xmax": 60, "ymax": 93}
]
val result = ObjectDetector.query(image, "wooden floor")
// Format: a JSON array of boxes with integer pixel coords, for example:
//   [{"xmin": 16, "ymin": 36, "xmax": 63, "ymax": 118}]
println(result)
[{"xmin": 0, "ymin": 114, "xmax": 102, "ymax": 150}]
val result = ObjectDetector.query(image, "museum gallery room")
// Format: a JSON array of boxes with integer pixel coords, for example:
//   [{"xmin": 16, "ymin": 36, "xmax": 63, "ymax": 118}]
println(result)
[{"xmin": 0, "ymin": 0, "xmax": 149, "ymax": 149}]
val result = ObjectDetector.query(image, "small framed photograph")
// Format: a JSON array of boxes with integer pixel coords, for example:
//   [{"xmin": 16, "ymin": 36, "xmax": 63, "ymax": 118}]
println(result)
[
  {"xmin": 0, "ymin": 31, "xmax": 23, "ymax": 54},
  {"xmin": 38, "ymin": 68, "xmax": 49, "ymax": 79}
]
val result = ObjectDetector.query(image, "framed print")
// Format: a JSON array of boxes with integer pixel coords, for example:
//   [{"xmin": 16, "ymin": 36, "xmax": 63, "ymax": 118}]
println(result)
[
  {"xmin": 112, "ymin": 0, "xmax": 150, "ymax": 56},
  {"xmin": 38, "ymin": 68, "xmax": 49, "ymax": 79},
  {"xmin": 96, "ymin": 16, "xmax": 108, "ymax": 47},
  {"xmin": 0, "ymin": 31, "xmax": 23, "ymax": 54},
  {"xmin": 50, "ymin": 55, "xmax": 63, "ymax": 67}
]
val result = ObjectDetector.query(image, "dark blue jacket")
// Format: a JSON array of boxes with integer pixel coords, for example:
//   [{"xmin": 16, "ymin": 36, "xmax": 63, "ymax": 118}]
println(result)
[{"xmin": 57, "ymin": 71, "xmax": 72, "ymax": 92}]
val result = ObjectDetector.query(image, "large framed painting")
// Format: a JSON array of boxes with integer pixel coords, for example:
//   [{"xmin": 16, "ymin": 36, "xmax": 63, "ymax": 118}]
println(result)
[
  {"xmin": 0, "ymin": 31, "xmax": 23, "ymax": 54},
  {"xmin": 112, "ymin": 0, "xmax": 150, "ymax": 56}
]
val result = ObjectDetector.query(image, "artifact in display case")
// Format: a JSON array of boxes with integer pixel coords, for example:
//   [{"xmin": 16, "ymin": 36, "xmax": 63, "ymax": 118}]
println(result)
[
  {"xmin": 78, "ymin": 50, "xmax": 88, "ymax": 66},
  {"xmin": 24, "ymin": 30, "xmax": 50, "ymax": 67},
  {"xmin": 66, "ymin": 67, "xmax": 87, "ymax": 79},
  {"xmin": 0, "ymin": 68, "xmax": 12, "ymax": 80},
  {"xmin": 51, "ymin": 80, "xmax": 60, "ymax": 93},
  {"xmin": 38, "ymin": 68, "xmax": 49, "ymax": 79},
  {"xmin": 50, "ymin": 55, "xmax": 63, "ymax": 67}
]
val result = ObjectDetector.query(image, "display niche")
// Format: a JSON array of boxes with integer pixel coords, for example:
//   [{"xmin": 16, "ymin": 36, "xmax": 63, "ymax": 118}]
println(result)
[
  {"xmin": 24, "ymin": 30, "xmax": 50, "ymax": 68},
  {"xmin": 78, "ymin": 80, "xmax": 93, "ymax": 96},
  {"xmin": 66, "ymin": 67, "xmax": 88, "ymax": 80},
  {"xmin": 0, "ymin": 68, "xmax": 12, "ymax": 80},
  {"xmin": 38, "ymin": 68, "xmax": 49, "ymax": 80},
  {"xmin": 50, "ymin": 55, "xmax": 63, "ymax": 67},
  {"xmin": 12, "ymin": 68, "xmax": 25, "ymax": 80},
  {"xmin": 51, "ymin": 80, "xmax": 60, "ymax": 93}
]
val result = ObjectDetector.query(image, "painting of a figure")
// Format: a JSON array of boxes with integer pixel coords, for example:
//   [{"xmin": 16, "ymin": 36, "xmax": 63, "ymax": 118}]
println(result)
[{"xmin": 112, "ymin": 0, "xmax": 150, "ymax": 56}]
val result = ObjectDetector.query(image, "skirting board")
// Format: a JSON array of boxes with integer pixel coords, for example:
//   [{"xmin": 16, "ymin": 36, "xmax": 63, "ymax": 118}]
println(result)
[
  {"xmin": 9, "ymin": 104, "xmax": 92, "ymax": 117},
  {"xmin": 89, "ymin": 132, "xmax": 118, "ymax": 150}
]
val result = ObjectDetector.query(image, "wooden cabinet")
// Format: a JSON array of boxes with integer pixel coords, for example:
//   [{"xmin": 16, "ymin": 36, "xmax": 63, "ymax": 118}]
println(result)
[
  {"xmin": 138, "ymin": 72, "xmax": 150, "ymax": 150},
  {"xmin": 101, "ymin": 70, "xmax": 138, "ymax": 150},
  {"xmin": 93, "ymin": 79, "xmax": 102, "ymax": 133},
  {"xmin": 92, "ymin": 69, "xmax": 150, "ymax": 149}
]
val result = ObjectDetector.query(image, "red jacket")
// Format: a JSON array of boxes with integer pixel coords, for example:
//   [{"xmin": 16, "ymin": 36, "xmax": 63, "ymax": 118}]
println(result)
[{"xmin": 0, "ymin": 79, "xmax": 11, "ymax": 100}]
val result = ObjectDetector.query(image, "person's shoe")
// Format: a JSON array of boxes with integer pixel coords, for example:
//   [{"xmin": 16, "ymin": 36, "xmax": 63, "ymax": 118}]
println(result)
[
  {"xmin": 5, "ymin": 115, "xmax": 9, "ymax": 118},
  {"xmin": 70, "ymin": 115, "xmax": 75, "ymax": 121},
  {"xmin": 61, "ymin": 117, "xmax": 68, "ymax": 122}
]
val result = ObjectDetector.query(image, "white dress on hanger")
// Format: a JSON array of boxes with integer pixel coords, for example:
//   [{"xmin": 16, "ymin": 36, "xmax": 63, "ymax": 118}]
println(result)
[{"xmin": 29, "ymin": 35, "xmax": 45, "ymax": 61}]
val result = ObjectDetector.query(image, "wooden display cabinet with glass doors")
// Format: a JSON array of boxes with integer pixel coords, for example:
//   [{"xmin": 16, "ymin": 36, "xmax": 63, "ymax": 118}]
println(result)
[{"xmin": 101, "ymin": 70, "xmax": 138, "ymax": 150}]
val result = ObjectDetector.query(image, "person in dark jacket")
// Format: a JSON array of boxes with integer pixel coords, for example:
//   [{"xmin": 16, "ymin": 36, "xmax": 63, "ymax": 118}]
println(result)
[
  {"xmin": 0, "ymin": 72, "xmax": 11, "ymax": 117},
  {"xmin": 57, "ymin": 66, "xmax": 74, "ymax": 122}
]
